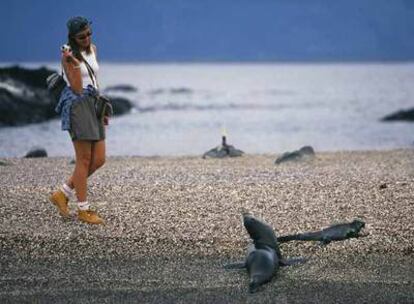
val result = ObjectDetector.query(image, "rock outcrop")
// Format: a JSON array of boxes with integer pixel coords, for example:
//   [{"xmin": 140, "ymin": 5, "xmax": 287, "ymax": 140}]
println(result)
[
  {"xmin": 0, "ymin": 66, "xmax": 57, "ymax": 126},
  {"xmin": 0, "ymin": 65, "xmax": 134, "ymax": 127},
  {"xmin": 106, "ymin": 96, "xmax": 133, "ymax": 116},
  {"xmin": 381, "ymin": 108, "xmax": 414, "ymax": 122}
]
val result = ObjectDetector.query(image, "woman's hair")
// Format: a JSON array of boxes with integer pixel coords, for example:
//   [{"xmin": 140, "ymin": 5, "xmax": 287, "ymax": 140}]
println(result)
[{"xmin": 67, "ymin": 32, "xmax": 92, "ymax": 61}]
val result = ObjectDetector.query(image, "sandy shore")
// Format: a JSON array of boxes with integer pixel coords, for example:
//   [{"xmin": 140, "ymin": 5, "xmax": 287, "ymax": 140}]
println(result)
[{"xmin": 0, "ymin": 149, "xmax": 413, "ymax": 303}]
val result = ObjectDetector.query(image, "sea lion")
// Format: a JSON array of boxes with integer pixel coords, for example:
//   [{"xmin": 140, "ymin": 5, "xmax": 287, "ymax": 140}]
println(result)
[
  {"xmin": 225, "ymin": 213, "xmax": 306, "ymax": 293},
  {"xmin": 274, "ymin": 145, "xmax": 315, "ymax": 164},
  {"xmin": 277, "ymin": 219, "xmax": 366, "ymax": 245}
]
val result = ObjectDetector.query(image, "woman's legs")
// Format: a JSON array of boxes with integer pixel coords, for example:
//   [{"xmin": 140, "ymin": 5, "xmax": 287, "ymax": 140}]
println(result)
[
  {"xmin": 66, "ymin": 140, "xmax": 106, "ymax": 191},
  {"xmin": 66, "ymin": 139, "xmax": 105, "ymax": 224},
  {"xmin": 89, "ymin": 140, "xmax": 106, "ymax": 174},
  {"xmin": 70, "ymin": 140, "xmax": 93, "ymax": 202},
  {"xmin": 49, "ymin": 140, "xmax": 93, "ymax": 217}
]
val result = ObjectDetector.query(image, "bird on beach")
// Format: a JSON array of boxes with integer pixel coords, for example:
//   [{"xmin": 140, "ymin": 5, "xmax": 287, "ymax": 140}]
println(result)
[{"xmin": 202, "ymin": 128, "xmax": 244, "ymax": 159}]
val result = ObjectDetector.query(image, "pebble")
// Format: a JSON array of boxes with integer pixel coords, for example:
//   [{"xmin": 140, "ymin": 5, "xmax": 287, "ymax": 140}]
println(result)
[{"xmin": 0, "ymin": 149, "xmax": 413, "ymax": 260}]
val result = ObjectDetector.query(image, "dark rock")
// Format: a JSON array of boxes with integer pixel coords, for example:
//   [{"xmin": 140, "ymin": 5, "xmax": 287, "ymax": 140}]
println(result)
[
  {"xmin": 0, "ymin": 65, "xmax": 58, "ymax": 126},
  {"xmin": 275, "ymin": 146, "xmax": 315, "ymax": 164},
  {"xmin": 379, "ymin": 183, "xmax": 387, "ymax": 189},
  {"xmin": 0, "ymin": 86, "xmax": 57, "ymax": 126},
  {"xmin": 0, "ymin": 65, "xmax": 55, "ymax": 89},
  {"xmin": 203, "ymin": 136, "xmax": 244, "ymax": 159},
  {"xmin": 104, "ymin": 84, "xmax": 138, "ymax": 93},
  {"xmin": 107, "ymin": 96, "xmax": 133, "ymax": 116},
  {"xmin": 0, "ymin": 66, "xmax": 135, "ymax": 126},
  {"xmin": 381, "ymin": 108, "xmax": 414, "ymax": 122},
  {"xmin": 24, "ymin": 147, "xmax": 48, "ymax": 158},
  {"xmin": 0, "ymin": 160, "xmax": 10, "ymax": 166},
  {"xmin": 169, "ymin": 87, "xmax": 193, "ymax": 94}
]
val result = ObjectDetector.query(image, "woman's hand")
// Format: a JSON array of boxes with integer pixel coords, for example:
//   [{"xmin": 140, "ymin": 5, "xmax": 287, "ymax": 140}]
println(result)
[
  {"xmin": 103, "ymin": 116, "xmax": 109, "ymax": 126},
  {"xmin": 62, "ymin": 48, "xmax": 80, "ymax": 66}
]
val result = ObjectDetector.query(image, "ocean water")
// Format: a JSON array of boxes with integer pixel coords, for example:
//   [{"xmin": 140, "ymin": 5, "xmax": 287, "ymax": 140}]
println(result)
[{"xmin": 0, "ymin": 63, "xmax": 413, "ymax": 157}]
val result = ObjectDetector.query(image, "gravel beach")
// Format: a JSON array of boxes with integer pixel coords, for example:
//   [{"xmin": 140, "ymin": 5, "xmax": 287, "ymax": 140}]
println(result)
[{"xmin": 0, "ymin": 149, "xmax": 413, "ymax": 303}]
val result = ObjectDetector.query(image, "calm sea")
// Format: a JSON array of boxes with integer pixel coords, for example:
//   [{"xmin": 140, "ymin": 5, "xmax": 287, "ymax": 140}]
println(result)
[{"xmin": 0, "ymin": 63, "xmax": 413, "ymax": 157}]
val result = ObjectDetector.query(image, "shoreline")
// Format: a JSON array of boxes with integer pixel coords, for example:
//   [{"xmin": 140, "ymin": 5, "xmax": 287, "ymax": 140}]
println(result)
[
  {"xmin": 1, "ymin": 145, "xmax": 413, "ymax": 159},
  {"xmin": 1, "ymin": 149, "xmax": 413, "ymax": 303}
]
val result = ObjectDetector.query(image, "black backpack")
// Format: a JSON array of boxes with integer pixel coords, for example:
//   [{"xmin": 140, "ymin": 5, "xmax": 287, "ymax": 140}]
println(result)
[{"xmin": 46, "ymin": 71, "xmax": 67, "ymax": 101}]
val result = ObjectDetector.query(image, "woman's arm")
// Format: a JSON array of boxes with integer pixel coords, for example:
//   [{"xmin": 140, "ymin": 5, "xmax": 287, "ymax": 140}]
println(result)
[
  {"xmin": 92, "ymin": 44, "xmax": 97, "ymax": 58},
  {"xmin": 91, "ymin": 44, "xmax": 99, "ymax": 85},
  {"xmin": 61, "ymin": 50, "xmax": 83, "ymax": 95}
]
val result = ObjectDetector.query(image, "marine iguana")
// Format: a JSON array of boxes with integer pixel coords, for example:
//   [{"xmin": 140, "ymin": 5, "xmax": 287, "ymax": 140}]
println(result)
[{"xmin": 277, "ymin": 219, "xmax": 366, "ymax": 245}]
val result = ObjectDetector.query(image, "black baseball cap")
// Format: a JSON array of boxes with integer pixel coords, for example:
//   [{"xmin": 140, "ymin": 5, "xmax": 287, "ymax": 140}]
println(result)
[{"xmin": 67, "ymin": 16, "xmax": 92, "ymax": 36}]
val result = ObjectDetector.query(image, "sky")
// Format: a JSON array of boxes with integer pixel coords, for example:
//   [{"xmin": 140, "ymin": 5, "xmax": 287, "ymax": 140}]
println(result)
[{"xmin": 1, "ymin": 0, "xmax": 414, "ymax": 62}]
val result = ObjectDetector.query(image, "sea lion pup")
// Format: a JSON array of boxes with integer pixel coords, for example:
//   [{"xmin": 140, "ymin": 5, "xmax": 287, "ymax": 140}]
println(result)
[
  {"xmin": 277, "ymin": 219, "xmax": 366, "ymax": 245},
  {"xmin": 225, "ymin": 213, "xmax": 306, "ymax": 293}
]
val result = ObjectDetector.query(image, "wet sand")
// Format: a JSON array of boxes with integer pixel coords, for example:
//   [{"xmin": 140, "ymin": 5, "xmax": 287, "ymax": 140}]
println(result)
[{"xmin": 0, "ymin": 149, "xmax": 413, "ymax": 303}]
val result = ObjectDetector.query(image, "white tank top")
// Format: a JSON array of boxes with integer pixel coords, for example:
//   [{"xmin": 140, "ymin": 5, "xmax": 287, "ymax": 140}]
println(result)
[{"xmin": 63, "ymin": 47, "xmax": 99, "ymax": 89}]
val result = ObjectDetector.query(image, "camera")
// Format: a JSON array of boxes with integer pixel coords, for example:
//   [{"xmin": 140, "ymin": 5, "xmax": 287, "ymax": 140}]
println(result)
[{"xmin": 61, "ymin": 44, "xmax": 71, "ymax": 53}]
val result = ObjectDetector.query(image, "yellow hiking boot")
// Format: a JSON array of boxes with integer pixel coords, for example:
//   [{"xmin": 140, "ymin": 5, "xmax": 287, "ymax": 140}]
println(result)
[
  {"xmin": 49, "ymin": 189, "xmax": 70, "ymax": 218},
  {"xmin": 78, "ymin": 209, "xmax": 104, "ymax": 225}
]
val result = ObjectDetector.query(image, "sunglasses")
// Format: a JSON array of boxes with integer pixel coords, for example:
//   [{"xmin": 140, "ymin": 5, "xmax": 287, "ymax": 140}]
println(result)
[{"xmin": 75, "ymin": 31, "xmax": 92, "ymax": 40}]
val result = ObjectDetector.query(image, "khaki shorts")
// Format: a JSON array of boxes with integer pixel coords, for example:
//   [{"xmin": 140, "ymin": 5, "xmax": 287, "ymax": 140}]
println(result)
[{"xmin": 69, "ymin": 95, "xmax": 105, "ymax": 141}]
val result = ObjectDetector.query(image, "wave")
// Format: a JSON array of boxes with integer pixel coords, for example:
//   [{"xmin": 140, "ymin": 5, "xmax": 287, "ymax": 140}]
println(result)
[
  {"xmin": 135, "ymin": 102, "xmax": 308, "ymax": 113},
  {"xmin": 148, "ymin": 87, "xmax": 194, "ymax": 95}
]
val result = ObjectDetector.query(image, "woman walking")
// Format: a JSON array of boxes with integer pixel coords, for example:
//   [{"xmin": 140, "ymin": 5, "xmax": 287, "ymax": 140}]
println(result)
[{"xmin": 50, "ymin": 16, "xmax": 108, "ymax": 224}]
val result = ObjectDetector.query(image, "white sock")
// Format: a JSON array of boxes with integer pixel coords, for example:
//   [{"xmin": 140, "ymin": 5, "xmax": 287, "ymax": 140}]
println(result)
[
  {"xmin": 77, "ymin": 201, "xmax": 90, "ymax": 211},
  {"xmin": 61, "ymin": 183, "xmax": 73, "ymax": 198}
]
